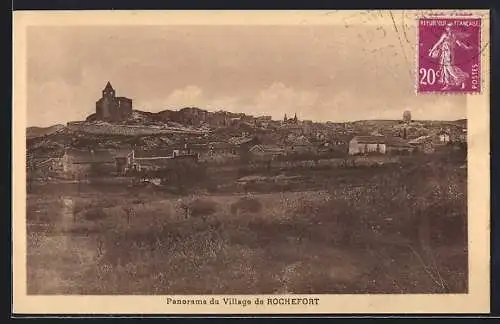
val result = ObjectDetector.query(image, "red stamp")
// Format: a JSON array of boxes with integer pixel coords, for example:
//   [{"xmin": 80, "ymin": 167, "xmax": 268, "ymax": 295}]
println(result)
[{"xmin": 417, "ymin": 17, "xmax": 481, "ymax": 94}]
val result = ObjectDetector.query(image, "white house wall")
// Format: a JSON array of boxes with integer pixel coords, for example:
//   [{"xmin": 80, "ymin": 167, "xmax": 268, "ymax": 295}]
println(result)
[
  {"xmin": 348, "ymin": 140, "xmax": 386, "ymax": 155},
  {"xmin": 348, "ymin": 140, "xmax": 359, "ymax": 155}
]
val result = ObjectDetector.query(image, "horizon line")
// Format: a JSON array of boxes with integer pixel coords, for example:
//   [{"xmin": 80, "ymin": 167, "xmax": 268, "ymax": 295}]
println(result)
[{"xmin": 26, "ymin": 117, "xmax": 467, "ymax": 129}]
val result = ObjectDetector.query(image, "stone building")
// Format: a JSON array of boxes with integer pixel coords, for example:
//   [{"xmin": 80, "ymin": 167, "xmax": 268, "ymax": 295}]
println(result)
[
  {"xmin": 95, "ymin": 82, "xmax": 133, "ymax": 122},
  {"xmin": 283, "ymin": 113, "xmax": 299, "ymax": 125},
  {"xmin": 348, "ymin": 136, "xmax": 387, "ymax": 155},
  {"xmin": 403, "ymin": 110, "xmax": 412, "ymax": 123}
]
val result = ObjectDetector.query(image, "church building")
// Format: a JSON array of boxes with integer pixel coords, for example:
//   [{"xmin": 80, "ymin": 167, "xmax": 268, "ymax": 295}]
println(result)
[
  {"xmin": 95, "ymin": 82, "xmax": 133, "ymax": 122},
  {"xmin": 283, "ymin": 113, "xmax": 298, "ymax": 125}
]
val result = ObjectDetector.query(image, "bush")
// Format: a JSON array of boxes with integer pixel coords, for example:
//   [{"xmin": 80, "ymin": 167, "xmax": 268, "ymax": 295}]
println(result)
[
  {"xmin": 84, "ymin": 208, "xmax": 108, "ymax": 221},
  {"xmin": 188, "ymin": 199, "xmax": 218, "ymax": 218},
  {"xmin": 230, "ymin": 197, "xmax": 262, "ymax": 215},
  {"xmin": 299, "ymin": 156, "xmax": 467, "ymax": 249}
]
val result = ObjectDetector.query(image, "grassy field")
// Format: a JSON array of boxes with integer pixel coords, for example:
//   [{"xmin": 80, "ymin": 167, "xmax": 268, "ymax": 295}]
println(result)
[{"xmin": 26, "ymin": 150, "xmax": 467, "ymax": 294}]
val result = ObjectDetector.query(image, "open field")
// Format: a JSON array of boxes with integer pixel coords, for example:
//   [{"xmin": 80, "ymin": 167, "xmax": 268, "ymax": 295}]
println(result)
[{"xmin": 26, "ymin": 150, "xmax": 467, "ymax": 294}]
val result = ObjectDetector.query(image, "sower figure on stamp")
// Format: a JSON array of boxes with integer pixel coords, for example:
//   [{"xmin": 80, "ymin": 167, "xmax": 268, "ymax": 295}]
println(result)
[{"xmin": 428, "ymin": 23, "xmax": 473, "ymax": 90}]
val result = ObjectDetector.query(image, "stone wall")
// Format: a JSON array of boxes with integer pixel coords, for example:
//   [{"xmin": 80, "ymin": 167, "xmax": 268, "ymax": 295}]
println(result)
[{"xmin": 66, "ymin": 123, "xmax": 205, "ymax": 136}]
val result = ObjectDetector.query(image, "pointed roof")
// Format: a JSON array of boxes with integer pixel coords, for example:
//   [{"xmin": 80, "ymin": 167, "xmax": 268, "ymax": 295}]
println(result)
[{"xmin": 104, "ymin": 81, "xmax": 114, "ymax": 91}]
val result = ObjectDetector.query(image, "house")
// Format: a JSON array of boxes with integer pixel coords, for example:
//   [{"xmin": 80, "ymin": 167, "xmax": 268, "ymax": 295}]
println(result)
[
  {"xmin": 329, "ymin": 135, "xmax": 351, "ymax": 146},
  {"xmin": 284, "ymin": 135, "xmax": 314, "ymax": 154},
  {"xmin": 29, "ymin": 148, "xmax": 137, "ymax": 178},
  {"xmin": 209, "ymin": 142, "xmax": 237, "ymax": 155},
  {"xmin": 318, "ymin": 136, "xmax": 349, "ymax": 155},
  {"xmin": 437, "ymin": 130, "xmax": 451, "ymax": 143},
  {"xmin": 408, "ymin": 135, "xmax": 435, "ymax": 154},
  {"xmin": 133, "ymin": 148, "xmax": 200, "ymax": 172},
  {"xmin": 228, "ymin": 136, "xmax": 260, "ymax": 151},
  {"xmin": 52, "ymin": 149, "xmax": 119, "ymax": 179},
  {"xmin": 114, "ymin": 149, "xmax": 135, "ymax": 175},
  {"xmin": 348, "ymin": 136, "xmax": 386, "ymax": 155},
  {"xmin": 28, "ymin": 150, "xmax": 68, "ymax": 179},
  {"xmin": 132, "ymin": 148, "xmax": 179, "ymax": 171},
  {"xmin": 249, "ymin": 144, "xmax": 286, "ymax": 160}
]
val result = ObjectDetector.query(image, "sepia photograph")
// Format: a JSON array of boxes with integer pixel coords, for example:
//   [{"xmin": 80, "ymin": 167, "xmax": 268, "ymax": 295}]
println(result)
[{"xmin": 13, "ymin": 10, "xmax": 490, "ymax": 314}]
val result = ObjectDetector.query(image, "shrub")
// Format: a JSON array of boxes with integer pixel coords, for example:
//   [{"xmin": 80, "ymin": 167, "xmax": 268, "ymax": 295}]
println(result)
[
  {"xmin": 230, "ymin": 197, "xmax": 262, "ymax": 215},
  {"xmin": 131, "ymin": 198, "xmax": 145, "ymax": 205},
  {"xmin": 188, "ymin": 199, "xmax": 218, "ymax": 218},
  {"xmin": 84, "ymin": 208, "xmax": 108, "ymax": 221},
  {"xmin": 299, "ymin": 155, "xmax": 467, "ymax": 249}
]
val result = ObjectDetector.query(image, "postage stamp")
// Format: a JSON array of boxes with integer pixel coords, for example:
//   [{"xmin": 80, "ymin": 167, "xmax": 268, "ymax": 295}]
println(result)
[
  {"xmin": 13, "ymin": 10, "xmax": 490, "ymax": 315},
  {"xmin": 417, "ymin": 17, "xmax": 481, "ymax": 94}
]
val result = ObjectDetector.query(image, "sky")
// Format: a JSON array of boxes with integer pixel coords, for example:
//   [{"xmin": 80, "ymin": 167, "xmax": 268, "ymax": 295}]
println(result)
[{"xmin": 26, "ymin": 24, "xmax": 466, "ymax": 127}]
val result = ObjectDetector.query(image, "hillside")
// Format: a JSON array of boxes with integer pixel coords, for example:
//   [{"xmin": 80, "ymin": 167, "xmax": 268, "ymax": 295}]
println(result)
[
  {"xmin": 26, "ymin": 124, "xmax": 65, "ymax": 139},
  {"xmin": 26, "ymin": 107, "xmax": 468, "ymax": 155},
  {"xmin": 351, "ymin": 119, "xmax": 467, "ymax": 127},
  {"xmin": 86, "ymin": 107, "xmax": 252, "ymax": 128}
]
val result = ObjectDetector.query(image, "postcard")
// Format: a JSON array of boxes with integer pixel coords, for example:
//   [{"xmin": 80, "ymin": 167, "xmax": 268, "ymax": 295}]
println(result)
[{"xmin": 12, "ymin": 10, "xmax": 490, "ymax": 314}]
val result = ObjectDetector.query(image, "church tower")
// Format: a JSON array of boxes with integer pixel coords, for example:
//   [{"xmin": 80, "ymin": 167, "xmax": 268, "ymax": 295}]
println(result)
[
  {"xmin": 96, "ymin": 81, "xmax": 117, "ymax": 120},
  {"xmin": 103, "ymin": 81, "xmax": 115, "ymax": 98},
  {"xmin": 95, "ymin": 81, "xmax": 133, "ymax": 121}
]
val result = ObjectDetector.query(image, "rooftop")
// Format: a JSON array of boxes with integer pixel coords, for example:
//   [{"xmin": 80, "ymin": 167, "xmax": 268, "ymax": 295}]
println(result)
[
  {"xmin": 352, "ymin": 136, "xmax": 386, "ymax": 144},
  {"xmin": 250, "ymin": 144, "xmax": 285, "ymax": 153},
  {"xmin": 228, "ymin": 136, "xmax": 255, "ymax": 146},
  {"xmin": 408, "ymin": 135, "xmax": 433, "ymax": 145},
  {"xmin": 134, "ymin": 149, "xmax": 175, "ymax": 158}
]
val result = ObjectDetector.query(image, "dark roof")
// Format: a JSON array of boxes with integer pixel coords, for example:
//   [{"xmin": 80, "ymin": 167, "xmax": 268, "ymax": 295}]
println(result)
[
  {"xmin": 116, "ymin": 96, "xmax": 132, "ymax": 101},
  {"xmin": 319, "ymin": 140, "xmax": 348, "ymax": 147},
  {"xmin": 134, "ymin": 149, "xmax": 173, "ymax": 158},
  {"xmin": 189, "ymin": 143, "xmax": 209, "ymax": 148},
  {"xmin": 210, "ymin": 142, "xmax": 235, "ymax": 149},
  {"xmin": 228, "ymin": 136, "xmax": 255, "ymax": 146},
  {"xmin": 352, "ymin": 136, "xmax": 386, "ymax": 144},
  {"xmin": 188, "ymin": 143, "xmax": 209, "ymax": 152},
  {"xmin": 64, "ymin": 148, "xmax": 133, "ymax": 162}
]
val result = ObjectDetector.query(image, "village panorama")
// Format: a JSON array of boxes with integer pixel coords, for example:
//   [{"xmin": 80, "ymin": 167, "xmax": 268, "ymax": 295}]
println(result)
[{"xmin": 26, "ymin": 81, "xmax": 468, "ymax": 295}]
